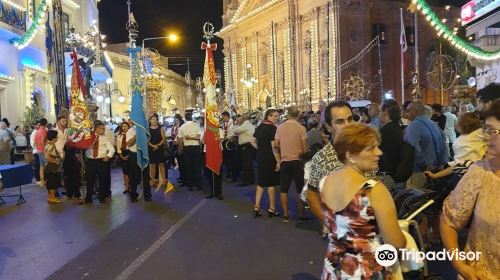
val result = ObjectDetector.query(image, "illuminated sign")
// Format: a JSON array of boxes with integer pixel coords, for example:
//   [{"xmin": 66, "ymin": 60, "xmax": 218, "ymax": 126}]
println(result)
[{"xmin": 461, "ymin": 0, "xmax": 500, "ymax": 26}]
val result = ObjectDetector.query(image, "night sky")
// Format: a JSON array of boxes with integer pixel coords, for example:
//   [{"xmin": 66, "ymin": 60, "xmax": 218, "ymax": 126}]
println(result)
[
  {"xmin": 98, "ymin": 0, "xmax": 468, "ymax": 80},
  {"xmin": 98, "ymin": 0, "xmax": 224, "ymax": 80}
]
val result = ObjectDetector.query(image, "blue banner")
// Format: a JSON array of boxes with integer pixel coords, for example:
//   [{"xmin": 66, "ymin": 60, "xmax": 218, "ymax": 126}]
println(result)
[{"xmin": 129, "ymin": 47, "xmax": 150, "ymax": 170}]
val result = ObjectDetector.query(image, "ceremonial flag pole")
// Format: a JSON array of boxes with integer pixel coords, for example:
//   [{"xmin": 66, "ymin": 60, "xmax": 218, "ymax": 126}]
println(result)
[
  {"xmin": 201, "ymin": 22, "xmax": 223, "ymax": 177},
  {"xmin": 127, "ymin": 1, "xmax": 150, "ymax": 171},
  {"xmin": 400, "ymin": 8, "xmax": 407, "ymax": 104}
]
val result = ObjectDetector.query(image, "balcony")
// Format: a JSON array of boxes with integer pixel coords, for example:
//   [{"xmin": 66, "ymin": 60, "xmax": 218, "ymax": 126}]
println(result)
[{"xmin": 0, "ymin": 1, "xmax": 27, "ymax": 31}]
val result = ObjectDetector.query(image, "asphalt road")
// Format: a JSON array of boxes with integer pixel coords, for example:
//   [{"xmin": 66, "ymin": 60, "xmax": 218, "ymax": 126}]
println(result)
[{"xmin": 0, "ymin": 168, "xmax": 325, "ymax": 280}]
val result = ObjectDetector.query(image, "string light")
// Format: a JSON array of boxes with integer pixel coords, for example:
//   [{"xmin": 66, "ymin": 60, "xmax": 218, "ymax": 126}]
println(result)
[
  {"xmin": 62, "ymin": 0, "xmax": 81, "ymax": 9},
  {"xmin": 219, "ymin": 0, "xmax": 282, "ymax": 34},
  {"xmin": 0, "ymin": 73, "xmax": 15, "ymax": 81},
  {"xmin": 2, "ymin": 0, "xmax": 27, "ymax": 12},
  {"xmin": 413, "ymin": 0, "xmax": 500, "ymax": 61},
  {"xmin": 10, "ymin": 0, "xmax": 48, "ymax": 49}
]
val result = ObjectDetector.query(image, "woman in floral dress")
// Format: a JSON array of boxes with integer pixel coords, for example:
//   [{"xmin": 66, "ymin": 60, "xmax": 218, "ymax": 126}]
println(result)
[
  {"xmin": 440, "ymin": 99, "xmax": 500, "ymax": 280},
  {"xmin": 320, "ymin": 124, "xmax": 406, "ymax": 279}
]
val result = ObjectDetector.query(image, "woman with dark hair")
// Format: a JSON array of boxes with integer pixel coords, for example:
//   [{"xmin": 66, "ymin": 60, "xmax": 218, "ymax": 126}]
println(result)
[
  {"xmin": 116, "ymin": 122, "xmax": 131, "ymax": 194},
  {"xmin": 148, "ymin": 113, "xmax": 167, "ymax": 190},
  {"xmin": 378, "ymin": 101, "xmax": 405, "ymax": 188},
  {"xmin": 252, "ymin": 108, "xmax": 280, "ymax": 218},
  {"xmin": 320, "ymin": 123, "xmax": 405, "ymax": 279}
]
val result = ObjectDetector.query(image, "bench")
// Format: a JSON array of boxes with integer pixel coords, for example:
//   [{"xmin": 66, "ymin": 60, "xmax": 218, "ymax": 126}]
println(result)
[{"xmin": 0, "ymin": 164, "xmax": 32, "ymax": 205}]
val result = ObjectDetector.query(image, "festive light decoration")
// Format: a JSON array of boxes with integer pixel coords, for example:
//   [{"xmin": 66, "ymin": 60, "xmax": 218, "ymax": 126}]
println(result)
[
  {"xmin": 412, "ymin": 0, "xmax": 500, "ymax": 61},
  {"xmin": 10, "ymin": 0, "xmax": 48, "ymax": 49},
  {"xmin": 240, "ymin": 47, "xmax": 247, "ymax": 108},
  {"xmin": 62, "ymin": 0, "xmax": 81, "ymax": 9},
  {"xmin": 2, "ymin": 0, "xmax": 27, "ymax": 12},
  {"xmin": 310, "ymin": 18, "xmax": 320, "ymax": 103},
  {"xmin": 221, "ymin": 0, "xmax": 283, "ymax": 34},
  {"xmin": 231, "ymin": 53, "xmax": 238, "ymax": 103},
  {"xmin": 283, "ymin": 26, "xmax": 292, "ymax": 102},
  {"xmin": 251, "ymin": 41, "xmax": 258, "ymax": 104},
  {"xmin": 0, "ymin": 73, "xmax": 15, "ymax": 81}
]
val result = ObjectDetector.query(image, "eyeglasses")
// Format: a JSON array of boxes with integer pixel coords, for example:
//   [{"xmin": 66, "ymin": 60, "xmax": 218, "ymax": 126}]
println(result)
[{"xmin": 485, "ymin": 128, "xmax": 500, "ymax": 135}]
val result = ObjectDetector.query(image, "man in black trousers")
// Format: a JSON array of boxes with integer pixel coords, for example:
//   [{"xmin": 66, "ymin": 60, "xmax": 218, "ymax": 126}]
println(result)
[
  {"xmin": 84, "ymin": 122, "xmax": 115, "ymax": 203},
  {"xmin": 177, "ymin": 112, "xmax": 202, "ymax": 191}
]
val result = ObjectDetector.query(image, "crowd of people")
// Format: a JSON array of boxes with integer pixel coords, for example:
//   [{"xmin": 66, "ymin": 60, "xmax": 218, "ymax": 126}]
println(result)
[{"xmin": 0, "ymin": 82, "xmax": 499, "ymax": 279}]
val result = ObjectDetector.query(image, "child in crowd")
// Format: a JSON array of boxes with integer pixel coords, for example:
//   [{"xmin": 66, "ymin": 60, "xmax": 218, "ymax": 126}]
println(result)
[{"xmin": 44, "ymin": 130, "xmax": 62, "ymax": 204}]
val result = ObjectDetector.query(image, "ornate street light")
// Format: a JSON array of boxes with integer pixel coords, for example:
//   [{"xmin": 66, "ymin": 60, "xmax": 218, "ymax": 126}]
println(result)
[{"xmin": 240, "ymin": 64, "xmax": 257, "ymax": 109}]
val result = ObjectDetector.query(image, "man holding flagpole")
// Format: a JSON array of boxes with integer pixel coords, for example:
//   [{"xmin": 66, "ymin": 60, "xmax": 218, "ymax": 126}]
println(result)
[
  {"xmin": 201, "ymin": 22, "xmax": 223, "ymax": 199},
  {"xmin": 127, "ymin": 4, "xmax": 152, "ymax": 202}
]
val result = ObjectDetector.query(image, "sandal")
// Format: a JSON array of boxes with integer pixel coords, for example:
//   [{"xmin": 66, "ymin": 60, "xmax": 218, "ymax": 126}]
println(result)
[
  {"xmin": 268, "ymin": 209, "xmax": 279, "ymax": 218},
  {"xmin": 253, "ymin": 207, "xmax": 262, "ymax": 218}
]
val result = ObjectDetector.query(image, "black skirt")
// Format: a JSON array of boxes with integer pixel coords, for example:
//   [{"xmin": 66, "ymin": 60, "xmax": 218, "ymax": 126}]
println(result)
[{"xmin": 45, "ymin": 172, "xmax": 61, "ymax": 190}]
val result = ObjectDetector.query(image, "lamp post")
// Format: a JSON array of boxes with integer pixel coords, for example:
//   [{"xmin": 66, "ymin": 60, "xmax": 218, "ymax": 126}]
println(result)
[
  {"xmin": 142, "ymin": 34, "xmax": 179, "ymax": 51},
  {"xmin": 240, "ymin": 64, "xmax": 257, "ymax": 110},
  {"xmin": 105, "ymin": 77, "xmax": 113, "ymax": 117}
]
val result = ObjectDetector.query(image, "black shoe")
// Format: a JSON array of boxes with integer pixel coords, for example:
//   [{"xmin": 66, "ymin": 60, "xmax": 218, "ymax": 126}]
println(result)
[
  {"xmin": 298, "ymin": 217, "xmax": 312, "ymax": 224},
  {"xmin": 205, "ymin": 195, "xmax": 214, "ymax": 199},
  {"xmin": 254, "ymin": 208, "xmax": 262, "ymax": 218},
  {"xmin": 268, "ymin": 209, "xmax": 279, "ymax": 218},
  {"xmin": 80, "ymin": 197, "xmax": 92, "ymax": 204},
  {"xmin": 131, "ymin": 198, "xmax": 138, "ymax": 203},
  {"xmin": 123, "ymin": 190, "xmax": 129, "ymax": 194},
  {"xmin": 282, "ymin": 216, "xmax": 290, "ymax": 223},
  {"xmin": 144, "ymin": 197, "xmax": 152, "ymax": 202},
  {"xmin": 215, "ymin": 195, "xmax": 224, "ymax": 200},
  {"xmin": 99, "ymin": 198, "xmax": 106, "ymax": 204},
  {"xmin": 194, "ymin": 187, "xmax": 202, "ymax": 191}
]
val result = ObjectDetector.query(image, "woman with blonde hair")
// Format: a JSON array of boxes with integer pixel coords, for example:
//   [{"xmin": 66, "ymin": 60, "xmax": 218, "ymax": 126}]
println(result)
[{"xmin": 320, "ymin": 123, "xmax": 405, "ymax": 279}]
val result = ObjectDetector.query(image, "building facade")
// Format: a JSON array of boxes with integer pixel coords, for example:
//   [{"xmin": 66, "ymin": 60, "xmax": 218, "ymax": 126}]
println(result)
[
  {"xmin": 218, "ymin": 0, "xmax": 455, "ymax": 110},
  {"xmin": 0, "ymin": 0, "xmax": 102, "ymax": 124},
  {"xmin": 463, "ymin": 0, "xmax": 500, "ymax": 90}
]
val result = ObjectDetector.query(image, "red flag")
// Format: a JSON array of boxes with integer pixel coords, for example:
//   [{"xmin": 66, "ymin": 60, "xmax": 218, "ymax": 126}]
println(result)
[
  {"xmin": 201, "ymin": 42, "xmax": 222, "ymax": 174},
  {"xmin": 400, "ymin": 12, "xmax": 408, "ymax": 71},
  {"xmin": 66, "ymin": 51, "xmax": 94, "ymax": 149}
]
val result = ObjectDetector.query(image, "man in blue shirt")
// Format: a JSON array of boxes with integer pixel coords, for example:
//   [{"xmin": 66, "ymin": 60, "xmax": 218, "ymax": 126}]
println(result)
[{"xmin": 404, "ymin": 102, "xmax": 449, "ymax": 189}]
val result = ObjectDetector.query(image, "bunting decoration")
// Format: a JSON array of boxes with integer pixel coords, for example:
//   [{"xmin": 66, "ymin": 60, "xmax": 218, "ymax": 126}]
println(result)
[{"xmin": 201, "ymin": 22, "xmax": 223, "ymax": 175}]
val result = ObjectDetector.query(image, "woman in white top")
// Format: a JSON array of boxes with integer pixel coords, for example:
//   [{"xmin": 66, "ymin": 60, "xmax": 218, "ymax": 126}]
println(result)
[{"xmin": 425, "ymin": 112, "xmax": 486, "ymax": 179}]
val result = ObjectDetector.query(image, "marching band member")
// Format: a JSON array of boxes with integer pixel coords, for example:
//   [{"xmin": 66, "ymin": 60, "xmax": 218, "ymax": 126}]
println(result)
[{"xmin": 221, "ymin": 111, "xmax": 237, "ymax": 182}]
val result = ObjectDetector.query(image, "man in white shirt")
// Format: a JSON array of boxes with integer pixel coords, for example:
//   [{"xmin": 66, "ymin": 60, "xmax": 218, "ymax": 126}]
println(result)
[
  {"xmin": 30, "ymin": 122, "xmax": 41, "ymax": 183},
  {"xmin": 221, "ymin": 111, "xmax": 238, "ymax": 182},
  {"xmin": 84, "ymin": 121, "xmax": 115, "ymax": 203},
  {"xmin": 234, "ymin": 112, "xmax": 256, "ymax": 186},
  {"xmin": 122, "ymin": 125, "xmax": 152, "ymax": 202},
  {"xmin": 177, "ymin": 112, "xmax": 202, "ymax": 191},
  {"xmin": 443, "ymin": 106, "xmax": 457, "ymax": 158},
  {"xmin": 54, "ymin": 116, "xmax": 68, "ymax": 158}
]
